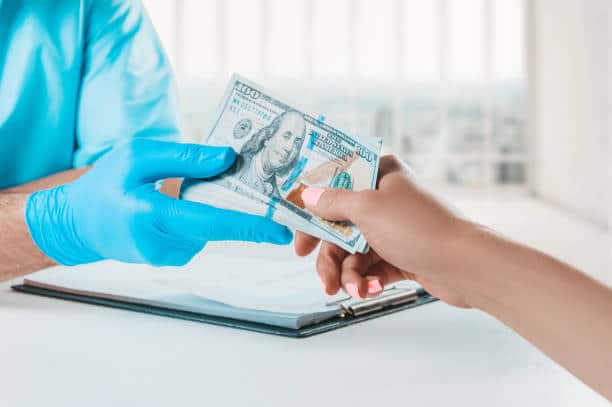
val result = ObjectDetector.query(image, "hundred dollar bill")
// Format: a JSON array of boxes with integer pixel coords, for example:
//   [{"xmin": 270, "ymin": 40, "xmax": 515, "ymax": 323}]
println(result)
[{"xmin": 181, "ymin": 74, "xmax": 382, "ymax": 254}]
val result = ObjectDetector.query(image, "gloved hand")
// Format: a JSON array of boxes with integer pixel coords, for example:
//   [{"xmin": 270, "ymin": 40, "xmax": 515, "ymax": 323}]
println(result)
[{"xmin": 25, "ymin": 139, "xmax": 293, "ymax": 266}]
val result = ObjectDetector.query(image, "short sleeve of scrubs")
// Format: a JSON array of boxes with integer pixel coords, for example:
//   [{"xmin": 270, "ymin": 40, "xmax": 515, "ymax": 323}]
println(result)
[
  {"xmin": 74, "ymin": 0, "xmax": 180, "ymax": 166},
  {"xmin": 0, "ymin": 0, "xmax": 179, "ymax": 188}
]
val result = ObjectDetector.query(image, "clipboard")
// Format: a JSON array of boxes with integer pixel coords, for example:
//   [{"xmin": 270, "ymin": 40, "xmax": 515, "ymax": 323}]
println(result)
[{"xmin": 12, "ymin": 283, "xmax": 437, "ymax": 338}]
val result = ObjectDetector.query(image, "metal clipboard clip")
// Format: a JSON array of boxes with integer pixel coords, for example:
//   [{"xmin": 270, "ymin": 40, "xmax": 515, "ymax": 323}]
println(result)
[{"xmin": 326, "ymin": 285, "xmax": 419, "ymax": 317}]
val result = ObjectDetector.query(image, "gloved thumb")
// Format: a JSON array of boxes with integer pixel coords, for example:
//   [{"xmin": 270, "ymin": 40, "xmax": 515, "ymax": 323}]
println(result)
[
  {"xmin": 125, "ymin": 140, "xmax": 237, "ymax": 184},
  {"xmin": 300, "ymin": 186, "xmax": 365, "ymax": 223}
]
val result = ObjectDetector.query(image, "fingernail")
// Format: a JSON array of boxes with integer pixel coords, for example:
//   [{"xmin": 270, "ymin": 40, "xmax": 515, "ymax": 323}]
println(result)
[
  {"xmin": 301, "ymin": 186, "xmax": 325, "ymax": 207},
  {"xmin": 367, "ymin": 279, "xmax": 383, "ymax": 294},
  {"xmin": 345, "ymin": 282, "xmax": 362, "ymax": 299}
]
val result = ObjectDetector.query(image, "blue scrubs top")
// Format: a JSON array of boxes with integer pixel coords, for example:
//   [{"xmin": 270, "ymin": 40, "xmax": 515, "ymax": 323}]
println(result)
[{"xmin": 0, "ymin": 0, "xmax": 179, "ymax": 188}]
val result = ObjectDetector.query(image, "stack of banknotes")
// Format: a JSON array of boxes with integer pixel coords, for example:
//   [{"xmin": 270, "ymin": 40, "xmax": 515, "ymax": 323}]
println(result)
[{"xmin": 181, "ymin": 75, "xmax": 382, "ymax": 254}]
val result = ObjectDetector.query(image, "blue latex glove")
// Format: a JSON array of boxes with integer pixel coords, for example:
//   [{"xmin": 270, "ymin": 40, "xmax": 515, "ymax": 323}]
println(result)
[{"xmin": 25, "ymin": 140, "xmax": 293, "ymax": 266}]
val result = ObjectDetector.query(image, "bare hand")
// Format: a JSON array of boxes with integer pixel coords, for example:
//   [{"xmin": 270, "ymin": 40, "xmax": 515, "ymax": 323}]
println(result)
[{"xmin": 295, "ymin": 155, "xmax": 474, "ymax": 307}]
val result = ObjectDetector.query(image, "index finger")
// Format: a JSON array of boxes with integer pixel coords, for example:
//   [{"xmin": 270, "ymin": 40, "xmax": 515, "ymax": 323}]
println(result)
[
  {"xmin": 376, "ymin": 155, "xmax": 412, "ymax": 187},
  {"xmin": 294, "ymin": 231, "xmax": 320, "ymax": 256}
]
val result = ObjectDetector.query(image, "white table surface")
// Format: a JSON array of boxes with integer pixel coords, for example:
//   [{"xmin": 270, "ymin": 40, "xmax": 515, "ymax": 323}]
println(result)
[{"xmin": 1, "ymin": 194, "xmax": 609, "ymax": 406}]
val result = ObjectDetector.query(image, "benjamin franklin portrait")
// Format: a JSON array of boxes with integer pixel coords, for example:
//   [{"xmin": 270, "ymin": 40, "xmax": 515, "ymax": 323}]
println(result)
[{"xmin": 232, "ymin": 111, "xmax": 306, "ymax": 198}]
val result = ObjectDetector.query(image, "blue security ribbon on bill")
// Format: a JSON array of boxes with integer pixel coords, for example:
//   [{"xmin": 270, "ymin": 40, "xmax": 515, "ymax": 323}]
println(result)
[{"xmin": 280, "ymin": 156, "xmax": 308, "ymax": 192}]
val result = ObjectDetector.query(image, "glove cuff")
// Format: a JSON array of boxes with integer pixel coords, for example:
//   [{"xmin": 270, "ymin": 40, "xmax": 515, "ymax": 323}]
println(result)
[{"xmin": 25, "ymin": 185, "xmax": 101, "ymax": 266}]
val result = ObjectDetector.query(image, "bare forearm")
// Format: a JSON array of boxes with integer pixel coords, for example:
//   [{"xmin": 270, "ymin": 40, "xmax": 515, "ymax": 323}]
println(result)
[
  {"xmin": 0, "ymin": 193, "xmax": 53, "ymax": 281},
  {"xmin": 1, "ymin": 167, "xmax": 90, "ymax": 193},
  {"xmin": 0, "ymin": 167, "xmax": 91, "ymax": 281},
  {"xmin": 458, "ymin": 226, "xmax": 612, "ymax": 400}
]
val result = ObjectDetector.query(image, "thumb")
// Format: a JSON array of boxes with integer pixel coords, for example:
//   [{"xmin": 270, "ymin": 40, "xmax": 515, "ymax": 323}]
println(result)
[
  {"xmin": 301, "ymin": 186, "xmax": 365, "ymax": 223},
  {"xmin": 126, "ymin": 139, "xmax": 237, "ymax": 184}
]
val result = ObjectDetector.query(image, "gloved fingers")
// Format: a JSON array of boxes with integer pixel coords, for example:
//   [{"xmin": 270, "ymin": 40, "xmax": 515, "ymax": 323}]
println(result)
[
  {"xmin": 157, "ymin": 196, "xmax": 293, "ymax": 245},
  {"xmin": 124, "ymin": 139, "xmax": 237, "ymax": 184}
]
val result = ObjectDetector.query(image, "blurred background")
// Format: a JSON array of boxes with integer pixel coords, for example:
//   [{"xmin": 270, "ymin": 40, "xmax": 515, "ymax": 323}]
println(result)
[
  {"xmin": 143, "ymin": 0, "xmax": 527, "ymax": 188},
  {"xmin": 142, "ymin": 0, "xmax": 610, "ymax": 282}
]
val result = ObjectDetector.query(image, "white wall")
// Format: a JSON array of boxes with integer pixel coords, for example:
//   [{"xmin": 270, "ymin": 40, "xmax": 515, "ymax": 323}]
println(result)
[{"xmin": 531, "ymin": 0, "xmax": 611, "ymax": 227}]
